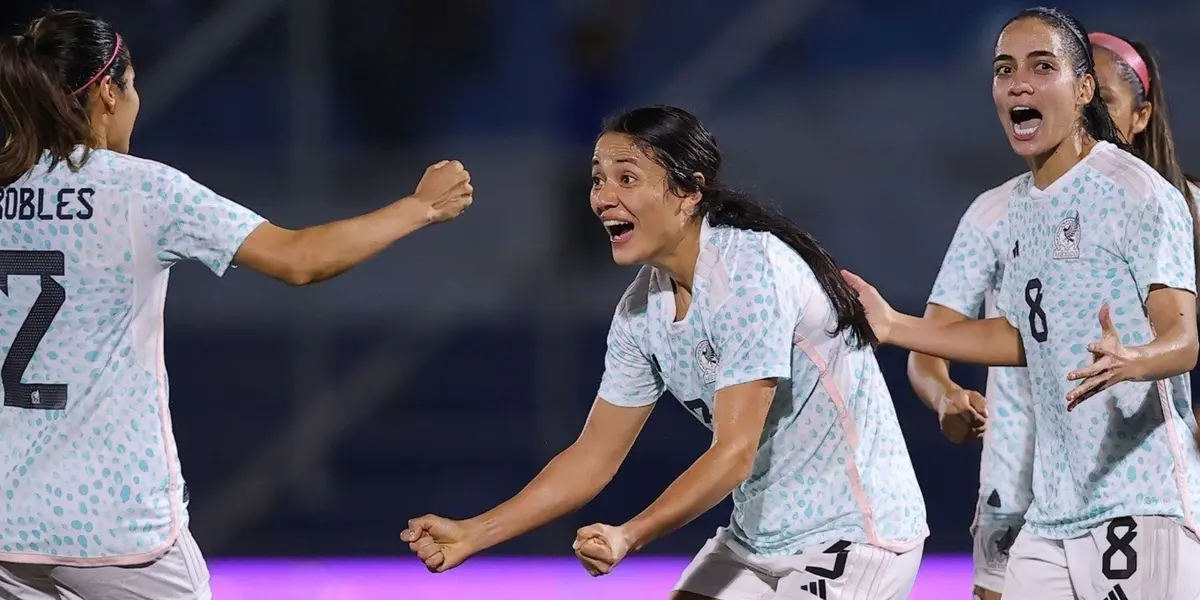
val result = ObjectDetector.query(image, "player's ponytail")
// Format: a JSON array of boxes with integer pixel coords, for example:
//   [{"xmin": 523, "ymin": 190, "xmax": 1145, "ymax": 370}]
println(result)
[
  {"xmin": 696, "ymin": 186, "xmax": 877, "ymax": 348},
  {"xmin": 600, "ymin": 105, "xmax": 877, "ymax": 348},
  {"xmin": 0, "ymin": 10, "xmax": 130, "ymax": 186},
  {"xmin": 1091, "ymin": 36, "xmax": 1194, "ymax": 204}
]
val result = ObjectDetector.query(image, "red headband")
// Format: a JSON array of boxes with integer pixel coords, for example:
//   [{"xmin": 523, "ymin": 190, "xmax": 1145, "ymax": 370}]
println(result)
[
  {"xmin": 70, "ymin": 34, "xmax": 122, "ymax": 96},
  {"xmin": 1089, "ymin": 32, "xmax": 1149, "ymax": 93}
]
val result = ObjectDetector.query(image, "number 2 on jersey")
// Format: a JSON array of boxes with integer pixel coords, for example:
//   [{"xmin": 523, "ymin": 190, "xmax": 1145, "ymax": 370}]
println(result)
[
  {"xmin": 1024, "ymin": 278, "xmax": 1049, "ymax": 343},
  {"xmin": 0, "ymin": 251, "xmax": 68, "ymax": 410}
]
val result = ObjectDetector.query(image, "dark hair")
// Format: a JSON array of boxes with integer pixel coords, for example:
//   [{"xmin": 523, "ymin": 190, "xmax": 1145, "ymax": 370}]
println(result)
[
  {"xmin": 600, "ymin": 105, "xmax": 877, "ymax": 348},
  {"xmin": 1003, "ymin": 7, "xmax": 1127, "ymax": 150},
  {"xmin": 0, "ymin": 10, "xmax": 130, "ymax": 186},
  {"xmin": 1093, "ymin": 37, "xmax": 1194, "ymax": 205}
]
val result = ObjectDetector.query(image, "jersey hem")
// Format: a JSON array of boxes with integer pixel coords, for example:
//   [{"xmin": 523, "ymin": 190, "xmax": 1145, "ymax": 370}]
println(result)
[
  {"xmin": 1025, "ymin": 510, "xmax": 1192, "ymax": 540},
  {"xmin": 730, "ymin": 525, "xmax": 929, "ymax": 557},
  {"xmin": 0, "ymin": 526, "xmax": 180, "ymax": 567},
  {"xmin": 596, "ymin": 393, "xmax": 658, "ymax": 408}
]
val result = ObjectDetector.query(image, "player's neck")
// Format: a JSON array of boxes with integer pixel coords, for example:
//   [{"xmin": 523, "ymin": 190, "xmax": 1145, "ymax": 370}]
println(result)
[
  {"xmin": 653, "ymin": 222, "xmax": 702, "ymax": 294},
  {"xmin": 1028, "ymin": 134, "xmax": 1096, "ymax": 190}
]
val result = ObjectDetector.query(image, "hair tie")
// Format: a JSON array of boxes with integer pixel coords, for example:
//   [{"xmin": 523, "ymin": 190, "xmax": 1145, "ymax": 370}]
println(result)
[
  {"xmin": 70, "ymin": 34, "xmax": 122, "ymax": 96},
  {"xmin": 1089, "ymin": 32, "xmax": 1150, "ymax": 93}
]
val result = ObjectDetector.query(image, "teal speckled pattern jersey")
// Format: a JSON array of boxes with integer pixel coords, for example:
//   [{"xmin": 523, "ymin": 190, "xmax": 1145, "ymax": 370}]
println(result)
[
  {"xmin": 996, "ymin": 142, "xmax": 1200, "ymax": 540},
  {"xmin": 927, "ymin": 175, "xmax": 1036, "ymax": 528},
  {"xmin": 0, "ymin": 148, "xmax": 265, "ymax": 564},
  {"xmin": 597, "ymin": 220, "xmax": 928, "ymax": 555}
]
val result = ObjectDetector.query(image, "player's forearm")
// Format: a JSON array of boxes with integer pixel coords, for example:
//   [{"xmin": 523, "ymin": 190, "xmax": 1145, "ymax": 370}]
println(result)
[
  {"xmin": 1125, "ymin": 322, "xmax": 1199, "ymax": 381},
  {"xmin": 906, "ymin": 352, "xmax": 959, "ymax": 412},
  {"xmin": 889, "ymin": 315, "xmax": 1025, "ymax": 367},
  {"xmin": 620, "ymin": 443, "xmax": 753, "ymax": 552},
  {"xmin": 467, "ymin": 444, "xmax": 614, "ymax": 552},
  {"xmin": 284, "ymin": 198, "xmax": 429, "ymax": 285}
]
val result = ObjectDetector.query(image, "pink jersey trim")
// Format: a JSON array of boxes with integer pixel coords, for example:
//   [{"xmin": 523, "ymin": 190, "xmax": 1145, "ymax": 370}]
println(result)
[
  {"xmin": 0, "ymin": 286, "xmax": 183, "ymax": 567},
  {"xmin": 791, "ymin": 331, "xmax": 926, "ymax": 553},
  {"xmin": 1155, "ymin": 377, "xmax": 1198, "ymax": 534}
]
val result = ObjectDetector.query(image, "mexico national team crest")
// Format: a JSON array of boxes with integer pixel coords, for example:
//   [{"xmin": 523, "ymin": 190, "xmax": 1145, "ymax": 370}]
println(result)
[
  {"xmin": 1053, "ymin": 213, "xmax": 1081, "ymax": 259},
  {"xmin": 695, "ymin": 340, "xmax": 718, "ymax": 384}
]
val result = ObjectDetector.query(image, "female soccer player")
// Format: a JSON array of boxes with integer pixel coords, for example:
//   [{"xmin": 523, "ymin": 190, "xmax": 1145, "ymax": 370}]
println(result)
[
  {"xmin": 0, "ymin": 10, "xmax": 472, "ymax": 600},
  {"xmin": 908, "ymin": 28, "xmax": 1199, "ymax": 600},
  {"xmin": 401, "ymin": 106, "xmax": 928, "ymax": 599},
  {"xmin": 846, "ymin": 7, "xmax": 1200, "ymax": 600}
]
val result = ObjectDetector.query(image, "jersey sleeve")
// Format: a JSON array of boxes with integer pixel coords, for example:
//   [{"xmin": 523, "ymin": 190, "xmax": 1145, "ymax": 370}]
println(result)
[
  {"xmin": 140, "ymin": 164, "xmax": 267, "ymax": 276},
  {"xmin": 927, "ymin": 216, "xmax": 996, "ymax": 317},
  {"xmin": 596, "ymin": 271, "xmax": 664, "ymax": 407},
  {"xmin": 708, "ymin": 240, "xmax": 798, "ymax": 391},
  {"xmin": 1123, "ymin": 186, "xmax": 1197, "ymax": 298}
]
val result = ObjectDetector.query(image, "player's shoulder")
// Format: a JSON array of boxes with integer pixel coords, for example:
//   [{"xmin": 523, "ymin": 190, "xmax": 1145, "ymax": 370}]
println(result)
[
  {"xmin": 1088, "ymin": 142, "xmax": 1182, "ymax": 209},
  {"xmin": 961, "ymin": 174, "xmax": 1025, "ymax": 229},
  {"xmin": 89, "ymin": 151, "xmax": 192, "ymax": 190},
  {"xmin": 612, "ymin": 265, "xmax": 655, "ymax": 321},
  {"xmin": 698, "ymin": 222, "xmax": 802, "ymax": 306}
]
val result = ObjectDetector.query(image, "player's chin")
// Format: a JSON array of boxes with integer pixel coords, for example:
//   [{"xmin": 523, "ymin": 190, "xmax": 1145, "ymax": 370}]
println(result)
[
  {"xmin": 1005, "ymin": 129, "xmax": 1054, "ymax": 159},
  {"xmin": 609, "ymin": 244, "xmax": 649, "ymax": 267}
]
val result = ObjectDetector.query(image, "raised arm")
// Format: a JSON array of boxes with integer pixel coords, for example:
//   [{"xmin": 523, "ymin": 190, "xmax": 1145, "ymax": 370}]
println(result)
[
  {"xmin": 843, "ymin": 270, "xmax": 1026, "ymax": 367},
  {"xmin": 144, "ymin": 160, "xmax": 472, "ymax": 286},
  {"xmin": 235, "ymin": 161, "xmax": 472, "ymax": 285}
]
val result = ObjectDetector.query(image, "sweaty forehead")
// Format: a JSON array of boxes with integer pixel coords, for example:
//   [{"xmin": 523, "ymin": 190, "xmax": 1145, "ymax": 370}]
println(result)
[
  {"xmin": 592, "ymin": 133, "xmax": 648, "ymax": 166},
  {"xmin": 996, "ymin": 18, "xmax": 1065, "ymax": 59}
]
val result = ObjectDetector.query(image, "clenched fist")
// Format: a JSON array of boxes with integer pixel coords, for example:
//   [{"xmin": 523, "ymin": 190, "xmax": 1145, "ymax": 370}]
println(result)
[{"xmin": 411, "ymin": 160, "xmax": 473, "ymax": 224}]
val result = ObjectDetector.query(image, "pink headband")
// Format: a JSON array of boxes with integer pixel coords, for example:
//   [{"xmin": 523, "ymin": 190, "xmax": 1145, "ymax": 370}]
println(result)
[
  {"xmin": 1089, "ymin": 32, "xmax": 1150, "ymax": 93},
  {"xmin": 70, "ymin": 34, "xmax": 122, "ymax": 96}
]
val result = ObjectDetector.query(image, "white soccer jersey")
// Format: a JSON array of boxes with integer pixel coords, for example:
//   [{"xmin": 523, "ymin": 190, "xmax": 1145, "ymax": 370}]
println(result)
[
  {"xmin": 997, "ymin": 141, "xmax": 1200, "ymax": 540},
  {"xmin": 597, "ymin": 220, "xmax": 928, "ymax": 555},
  {"xmin": 926, "ymin": 175, "xmax": 1036, "ymax": 527},
  {"xmin": 0, "ymin": 148, "xmax": 265, "ymax": 565}
]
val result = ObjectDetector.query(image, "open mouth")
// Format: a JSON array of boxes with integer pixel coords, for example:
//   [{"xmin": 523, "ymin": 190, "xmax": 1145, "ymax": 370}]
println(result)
[
  {"xmin": 1009, "ymin": 106, "xmax": 1043, "ymax": 141},
  {"xmin": 603, "ymin": 220, "xmax": 635, "ymax": 244}
]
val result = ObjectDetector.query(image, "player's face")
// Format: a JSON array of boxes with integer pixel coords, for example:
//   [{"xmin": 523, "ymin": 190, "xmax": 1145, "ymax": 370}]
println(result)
[
  {"xmin": 590, "ymin": 133, "xmax": 693, "ymax": 266},
  {"xmin": 1093, "ymin": 48, "xmax": 1151, "ymax": 144},
  {"xmin": 993, "ymin": 19, "xmax": 1094, "ymax": 158},
  {"xmin": 107, "ymin": 65, "xmax": 140, "ymax": 154}
]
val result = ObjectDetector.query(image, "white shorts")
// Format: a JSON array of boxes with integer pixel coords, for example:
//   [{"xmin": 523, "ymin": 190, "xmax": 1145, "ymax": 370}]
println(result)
[
  {"xmin": 971, "ymin": 519, "xmax": 1022, "ymax": 594},
  {"xmin": 0, "ymin": 528, "xmax": 210, "ymax": 600},
  {"xmin": 1004, "ymin": 516, "xmax": 1200, "ymax": 600},
  {"xmin": 673, "ymin": 527, "xmax": 923, "ymax": 600}
]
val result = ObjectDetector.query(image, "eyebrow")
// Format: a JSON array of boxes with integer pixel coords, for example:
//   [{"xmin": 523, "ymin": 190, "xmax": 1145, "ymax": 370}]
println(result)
[
  {"xmin": 590, "ymin": 156, "xmax": 640, "ymax": 166},
  {"xmin": 994, "ymin": 50, "xmax": 1058, "ymax": 64}
]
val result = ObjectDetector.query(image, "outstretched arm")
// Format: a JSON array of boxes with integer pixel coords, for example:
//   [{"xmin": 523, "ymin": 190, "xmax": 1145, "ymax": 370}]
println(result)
[
  {"xmin": 892, "ymin": 314, "xmax": 1025, "ymax": 367},
  {"xmin": 620, "ymin": 379, "xmax": 775, "ymax": 551},
  {"xmin": 235, "ymin": 161, "xmax": 472, "ymax": 285},
  {"xmin": 149, "ymin": 160, "xmax": 472, "ymax": 286},
  {"xmin": 843, "ymin": 270, "xmax": 1026, "ymax": 367},
  {"xmin": 466, "ymin": 397, "xmax": 653, "ymax": 552}
]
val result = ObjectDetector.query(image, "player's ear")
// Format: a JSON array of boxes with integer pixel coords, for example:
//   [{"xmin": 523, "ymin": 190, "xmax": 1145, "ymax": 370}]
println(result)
[{"xmin": 681, "ymin": 172, "xmax": 705, "ymax": 216}]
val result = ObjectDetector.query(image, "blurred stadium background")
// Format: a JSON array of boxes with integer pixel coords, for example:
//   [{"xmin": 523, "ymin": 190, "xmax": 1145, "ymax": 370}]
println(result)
[{"xmin": 3, "ymin": 0, "xmax": 1199, "ymax": 597}]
